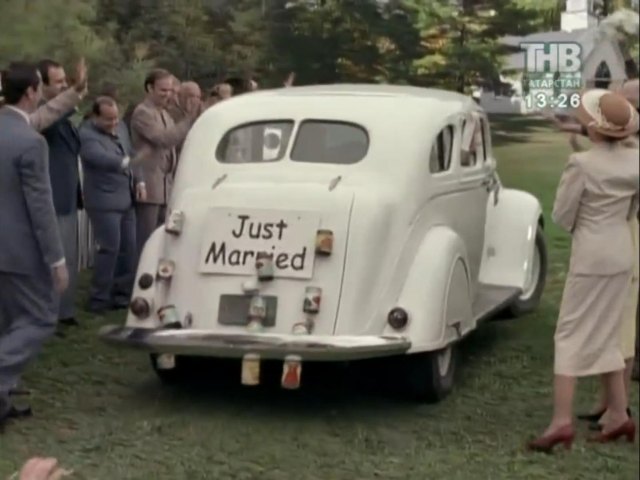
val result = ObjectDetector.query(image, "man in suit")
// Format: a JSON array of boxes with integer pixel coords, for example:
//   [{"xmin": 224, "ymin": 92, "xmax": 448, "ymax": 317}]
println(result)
[
  {"xmin": 37, "ymin": 59, "xmax": 82, "ymax": 327},
  {"xmin": 167, "ymin": 81, "xmax": 203, "ymax": 157},
  {"xmin": 167, "ymin": 81, "xmax": 202, "ymax": 123},
  {"xmin": 0, "ymin": 61, "xmax": 86, "ymax": 340},
  {"xmin": 80, "ymin": 97, "xmax": 144, "ymax": 313},
  {"xmin": 29, "ymin": 58, "xmax": 87, "ymax": 132},
  {"xmin": 1, "ymin": 59, "xmax": 86, "ymax": 132},
  {"xmin": 0, "ymin": 62, "xmax": 68, "ymax": 427},
  {"xmin": 130, "ymin": 69, "xmax": 199, "ymax": 256}
]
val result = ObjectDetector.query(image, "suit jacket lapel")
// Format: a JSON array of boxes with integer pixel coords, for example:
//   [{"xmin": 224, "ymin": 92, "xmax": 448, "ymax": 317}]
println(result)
[
  {"xmin": 60, "ymin": 115, "xmax": 80, "ymax": 154},
  {"xmin": 38, "ymin": 98, "xmax": 80, "ymax": 153}
]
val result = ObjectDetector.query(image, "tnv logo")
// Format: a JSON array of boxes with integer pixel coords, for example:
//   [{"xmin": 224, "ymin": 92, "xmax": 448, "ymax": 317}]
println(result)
[{"xmin": 520, "ymin": 42, "xmax": 582, "ymax": 74}]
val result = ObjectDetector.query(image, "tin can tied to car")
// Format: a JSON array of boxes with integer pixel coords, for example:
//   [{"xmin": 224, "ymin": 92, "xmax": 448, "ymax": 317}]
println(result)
[
  {"xmin": 241, "ymin": 353, "xmax": 261, "ymax": 386},
  {"xmin": 157, "ymin": 305, "xmax": 181, "ymax": 328},
  {"xmin": 303, "ymin": 287, "xmax": 322, "ymax": 314},
  {"xmin": 255, "ymin": 252, "xmax": 275, "ymax": 281},
  {"xmin": 247, "ymin": 295, "xmax": 267, "ymax": 331},
  {"xmin": 315, "ymin": 229, "xmax": 334, "ymax": 255},
  {"xmin": 281, "ymin": 355, "xmax": 303, "ymax": 390},
  {"xmin": 165, "ymin": 209, "xmax": 184, "ymax": 234}
]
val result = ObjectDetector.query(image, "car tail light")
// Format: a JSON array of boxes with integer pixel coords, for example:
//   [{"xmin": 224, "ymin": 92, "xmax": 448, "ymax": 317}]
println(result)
[
  {"xmin": 138, "ymin": 273, "xmax": 154, "ymax": 290},
  {"xmin": 388, "ymin": 307, "xmax": 409, "ymax": 330},
  {"xmin": 157, "ymin": 259, "xmax": 175, "ymax": 279},
  {"xmin": 165, "ymin": 210, "xmax": 184, "ymax": 235},
  {"xmin": 130, "ymin": 297, "xmax": 151, "ymax": 319},
  {"xmin": 315, "ymin": 229, "xmax": 334, "ymax": 255}
]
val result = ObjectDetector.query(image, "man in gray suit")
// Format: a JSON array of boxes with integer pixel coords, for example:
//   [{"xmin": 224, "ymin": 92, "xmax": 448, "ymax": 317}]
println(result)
[
  {"xmin": 0, "ymin": 63, "xmax": 68, "ymax": 427},
  {"xmin": 80, "ymin": 97, "xmax": 144, "ymax": 313},
  {"xmin": 0, "ymin": 62, "xmax": 85, "ymax": 338}
]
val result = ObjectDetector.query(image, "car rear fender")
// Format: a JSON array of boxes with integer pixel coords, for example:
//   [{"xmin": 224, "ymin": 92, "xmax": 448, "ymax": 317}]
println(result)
[
  {"xmin": 385, "ymin": 226, "xmax": 473, "ymax": 353},
  {"xmin": 125, "ymin": 227, "xmax": 166, "ymax": 329},
  {"xmin": 479, "ymin": 187, "xmax": 543, "ymax": 290}
]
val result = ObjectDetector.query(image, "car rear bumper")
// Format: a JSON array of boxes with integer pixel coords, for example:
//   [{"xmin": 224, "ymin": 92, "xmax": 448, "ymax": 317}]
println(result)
[{"xmin": 98, "ymin": 325, "xmax": 412, "ymax": 361}]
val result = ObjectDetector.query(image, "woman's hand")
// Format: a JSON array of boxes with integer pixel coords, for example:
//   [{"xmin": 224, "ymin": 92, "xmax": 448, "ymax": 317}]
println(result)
[{"xmin": 15, "ymin": 457, "xmax": 73, "ymax": 480}]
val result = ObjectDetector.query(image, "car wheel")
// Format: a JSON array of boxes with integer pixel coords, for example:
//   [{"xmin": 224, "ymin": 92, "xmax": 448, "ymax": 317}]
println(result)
[
  {"xmin": 508, "ymin": 227, "xmax": 547, "ymax": 317},
  {"xmin": 404, "ymin": 344, "xmax": 457, "ymax": 403},
  {"xmin": 150, "ymin": 353, "xmax": 187, "ymax": 385}
]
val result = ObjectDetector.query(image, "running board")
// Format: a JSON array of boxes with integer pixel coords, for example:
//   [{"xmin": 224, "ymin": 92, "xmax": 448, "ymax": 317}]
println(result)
[{"xmin": 472, "ymin": 284, "xmax": 521, "ymax": 323}]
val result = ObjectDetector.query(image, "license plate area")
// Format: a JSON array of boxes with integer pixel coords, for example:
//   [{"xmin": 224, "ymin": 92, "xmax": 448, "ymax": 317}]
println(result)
[{"xmin": 218, "ymin": 294, "xmax": 277, "ymax": 327}]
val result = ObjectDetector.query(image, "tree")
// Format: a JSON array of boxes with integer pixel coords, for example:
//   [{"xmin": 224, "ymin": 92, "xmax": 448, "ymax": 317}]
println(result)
[
  {"xmin": 267, "ymin": 0, "xmax": 421, "ymax": 85},
  {"xmin": 0, "ymin": 0, "xmax": 136, "ymax": 100},
  {"xmin": 406, "ymin": 0, "xmax": 542, "ymax": 92}
]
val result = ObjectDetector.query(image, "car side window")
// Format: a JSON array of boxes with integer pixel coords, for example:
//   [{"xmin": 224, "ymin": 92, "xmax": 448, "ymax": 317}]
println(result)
[
  {"xmin": 461, "ymin": 117, "xmax": 486, "ymax": 167},
  {"xmin": 478, "ymin": 119, "xmax": 488, "ymax": 163},
  {"xmin": 480, "ymin": 119, "xmax": 490, "ymax": 162},
  {"xmin": 429, "ymin": 125, "xmax": 454, "ymax": 174}
]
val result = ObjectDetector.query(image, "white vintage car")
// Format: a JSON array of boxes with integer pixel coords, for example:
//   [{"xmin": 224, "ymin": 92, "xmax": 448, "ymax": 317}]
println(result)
[{"xmin": 100, "ymin": 84, "xmax": 547, "ymax": 402}]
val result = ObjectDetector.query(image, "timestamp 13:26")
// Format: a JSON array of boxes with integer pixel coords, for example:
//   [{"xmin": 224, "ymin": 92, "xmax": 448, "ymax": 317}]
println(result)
[{"xmin": 524, "ymin": 92, "xmax": 581, "ymax": 109}]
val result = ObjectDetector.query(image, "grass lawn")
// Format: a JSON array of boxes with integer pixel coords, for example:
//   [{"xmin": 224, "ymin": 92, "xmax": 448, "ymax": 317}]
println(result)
[{"xmin": 1, "ymin": 116, "xmax": 638, "ymax": 479}]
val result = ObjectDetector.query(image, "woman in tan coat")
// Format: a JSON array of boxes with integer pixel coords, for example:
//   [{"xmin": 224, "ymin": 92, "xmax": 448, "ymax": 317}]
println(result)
[
  {"xmin": 558, "ymin": 80, "xmax": 640, "ymax": 429},
  {"xmin": 528, "ymin": 89, "xmax": 639, "ymax": 452}
]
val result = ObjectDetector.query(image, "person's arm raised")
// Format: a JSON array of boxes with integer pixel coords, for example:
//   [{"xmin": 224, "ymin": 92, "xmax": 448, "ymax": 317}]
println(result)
[{"xmin": 130, "ymin": 104, "xmax": 196, "ymax": 150}]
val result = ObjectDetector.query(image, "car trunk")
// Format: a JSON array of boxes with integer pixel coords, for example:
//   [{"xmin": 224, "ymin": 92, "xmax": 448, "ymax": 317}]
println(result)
[{"xmin": 161, "ymin": 175, "xmax": 354, "ymax": 336}]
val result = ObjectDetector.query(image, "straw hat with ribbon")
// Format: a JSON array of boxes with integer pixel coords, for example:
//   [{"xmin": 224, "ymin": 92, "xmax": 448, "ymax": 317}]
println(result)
[{"xmin": 576, "ymin": 88, "xmax": 639, "ymax": 139}]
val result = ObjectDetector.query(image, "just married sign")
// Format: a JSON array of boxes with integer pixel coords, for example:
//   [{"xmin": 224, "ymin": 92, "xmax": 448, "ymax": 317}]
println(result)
[{"xmin": 199, "ymin": 208, "xmax": 320, "ymax": 279}]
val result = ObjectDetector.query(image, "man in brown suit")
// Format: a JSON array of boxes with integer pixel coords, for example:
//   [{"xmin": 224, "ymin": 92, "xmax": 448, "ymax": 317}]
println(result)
[{"xmin": 130, "ymin": 69, "xmax": 198, "ymax": 255}]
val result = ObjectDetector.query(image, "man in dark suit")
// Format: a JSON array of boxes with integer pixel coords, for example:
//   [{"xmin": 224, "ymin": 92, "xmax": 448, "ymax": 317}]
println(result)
[
  {"xmin": 0, "ymin": 62, "xmax": 68, "ymax": 427},
  {"xmin": 37, "ymin": 59, "xmax": 82, "ymax": 327},
  {"xmin": 79, "ymin": 97, "xmax": 144, "ymax": 313}
]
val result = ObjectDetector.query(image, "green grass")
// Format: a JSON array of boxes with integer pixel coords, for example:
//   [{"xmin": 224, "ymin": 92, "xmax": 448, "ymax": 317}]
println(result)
[{"xmin": 1, "ymin": 115, "xmax": 638, "ymax": 479}]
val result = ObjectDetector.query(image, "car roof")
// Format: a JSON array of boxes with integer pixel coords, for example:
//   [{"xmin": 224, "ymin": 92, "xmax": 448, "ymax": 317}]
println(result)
[{"xmin": 252, "ymin": 83, "xmax": 474, "ymax": 103}]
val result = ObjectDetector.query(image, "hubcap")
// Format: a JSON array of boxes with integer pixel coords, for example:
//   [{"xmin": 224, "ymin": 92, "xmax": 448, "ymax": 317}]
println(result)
[
  {"xmin": 520, "ymin": 243, "xmax": 541, "ymax": 301},
  {"xmin": 437, "ymin": 347, "xmax": 452, "ymax": 377}
]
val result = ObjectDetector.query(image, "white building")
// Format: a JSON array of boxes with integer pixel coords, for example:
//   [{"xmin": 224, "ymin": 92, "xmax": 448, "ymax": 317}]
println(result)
[{"xmin": 477, "ymin": 0, "xmax": 637, "ymax": 114}]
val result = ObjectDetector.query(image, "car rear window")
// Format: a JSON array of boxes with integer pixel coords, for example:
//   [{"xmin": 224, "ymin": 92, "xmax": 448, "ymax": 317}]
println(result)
[
  {"xmin": 215, "ymin": 120, "xmax": 368, "ymax": 164},
  {"xmin": 216, "ymin": 121, "xmax": 294, "ymax": 163},
  {"xmin": 290, "ymin": 120, "xmax": 368, "ymax": 164}
]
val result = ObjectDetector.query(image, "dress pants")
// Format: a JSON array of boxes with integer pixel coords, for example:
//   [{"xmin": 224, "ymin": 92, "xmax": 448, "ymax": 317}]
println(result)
[
  {"xmin": 87, "ymin": 208, "xmax": 137, "ymax": 311},
  {"xmin": 136, "ymin": 203, "xmax": 166, "ymax": 258},
  {"xmin": 55, "ymin": 213, "xmax": 78, "ymax": 320},
  {"xmin": 0, "ymin": 268, "xmax": 56, "ymax": 408}
]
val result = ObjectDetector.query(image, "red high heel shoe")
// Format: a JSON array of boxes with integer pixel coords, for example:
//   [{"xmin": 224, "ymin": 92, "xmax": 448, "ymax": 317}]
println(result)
[
  {"xmin": 588, "ymin": 419, "xmax": 636, "ymax": 444},
  {"xmin": 527, "ymin": 425, "xmax": 576, "ymax": 453}
]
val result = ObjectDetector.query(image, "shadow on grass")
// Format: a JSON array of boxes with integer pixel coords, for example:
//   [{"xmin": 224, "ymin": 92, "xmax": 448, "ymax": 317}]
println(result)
[{"xmin": 118, "ymin": 320, "xmax": 508, "ymax": 420}]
